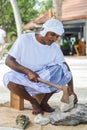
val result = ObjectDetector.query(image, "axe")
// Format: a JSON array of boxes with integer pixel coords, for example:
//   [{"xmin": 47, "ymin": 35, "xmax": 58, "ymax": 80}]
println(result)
[{"xmin": 38, "ymin": 77, "xmax": 69, "ymax": 104}]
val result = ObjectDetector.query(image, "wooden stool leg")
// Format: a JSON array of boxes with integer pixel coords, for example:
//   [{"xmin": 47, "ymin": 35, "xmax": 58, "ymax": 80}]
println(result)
[{"xmin": 10, "ymin": 92, "xmax": 24, "ymax": 110}]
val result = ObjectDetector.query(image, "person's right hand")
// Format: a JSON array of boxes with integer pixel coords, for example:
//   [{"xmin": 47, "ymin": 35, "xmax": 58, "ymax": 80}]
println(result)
[{"xmin": 27, "ymin": 70, "xmax": 40, "ymax": 82}]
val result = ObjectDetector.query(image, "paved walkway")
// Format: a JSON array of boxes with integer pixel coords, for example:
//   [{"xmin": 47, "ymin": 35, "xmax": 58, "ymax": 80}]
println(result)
[{"xmin": 0, "ymin": 56, "xmax": 87, "ymax": 130}]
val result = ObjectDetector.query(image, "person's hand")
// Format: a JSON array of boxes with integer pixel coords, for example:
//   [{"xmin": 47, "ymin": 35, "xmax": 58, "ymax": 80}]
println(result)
[
  {"xmin": 72, "ymin": 92, "xmax": 78, "ymax": 104},
  {"xmin": 27, "ymin": 70, "xmax": 39, "ymax": 82}
]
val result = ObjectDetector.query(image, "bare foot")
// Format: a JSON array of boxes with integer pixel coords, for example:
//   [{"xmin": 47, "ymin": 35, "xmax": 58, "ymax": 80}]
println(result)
[
  {"xmin": 32, "ymin": 102, "xmax": 43, "ymax": 115},
  {"xmin": 40, "ymin": 103, "xmax": 54, "ymax": 113},
  {"xmin": 61, "ymin": 86, "xmax": 69, "ymax": 104}
]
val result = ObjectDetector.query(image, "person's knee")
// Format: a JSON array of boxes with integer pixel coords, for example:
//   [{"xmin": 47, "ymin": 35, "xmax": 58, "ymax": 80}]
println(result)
[
  {"xmin": 7, "ymin": 81, "xmax": 15, "ymax": 89},
  {"xmin": 7, "ymin": 81, "xmax": 24, "ymax": 90}
]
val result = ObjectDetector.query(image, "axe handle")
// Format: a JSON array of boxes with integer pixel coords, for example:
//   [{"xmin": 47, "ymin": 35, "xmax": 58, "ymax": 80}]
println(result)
[{"xmin": 38, "ymin": 77, "xmax": 63, "ymax": 91}]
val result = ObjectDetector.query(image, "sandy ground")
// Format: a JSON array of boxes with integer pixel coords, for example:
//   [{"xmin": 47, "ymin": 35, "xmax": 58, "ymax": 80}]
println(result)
[
  {"xmin": 0, "ymin": 102, "xmax": 87, "ymax": 130},
  {"xmin": 0, "ymin": 103, "xmax": 87, "ymax": 130}
]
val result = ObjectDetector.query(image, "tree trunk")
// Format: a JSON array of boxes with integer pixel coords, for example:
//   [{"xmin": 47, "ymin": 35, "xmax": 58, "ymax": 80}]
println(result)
[
  {"xmin": 52, "ymin": 0, "xmax": 62, "ymax": 20},
  {"xmin": 10, "ymin": 0, "xmax": 22, "ymax": 37},
  {"xmin": 52, "ymin": 0, "xmax": 62, "ymax": 44}
]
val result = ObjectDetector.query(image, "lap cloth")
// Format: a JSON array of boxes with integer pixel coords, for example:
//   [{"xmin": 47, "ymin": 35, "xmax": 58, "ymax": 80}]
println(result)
[{"xmin": 3, "ymin": 64, "xmax": 72, "ymax": 96}]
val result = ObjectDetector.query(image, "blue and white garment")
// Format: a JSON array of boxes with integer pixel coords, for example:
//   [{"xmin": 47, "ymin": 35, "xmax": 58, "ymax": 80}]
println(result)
[{"xmin": 3, "ymin": 33, "xmax": 72, "ymax": 96}]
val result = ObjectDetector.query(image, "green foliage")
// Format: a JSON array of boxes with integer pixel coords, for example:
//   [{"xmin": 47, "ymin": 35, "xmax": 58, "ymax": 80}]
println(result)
[
  {"xmin": 6, "ymin": 44, "xmax": 13, "ymax": 51},
  {"xmin": 0, "ymin": 0, "xmax": 40, "ymax": 38},
  {"xmin": 38, "ymin": 0, "xmax": 52, "ymax": 13},
  {"xmin": 17, "ymin": 0, "xmax": 39, "ymax": 23},
  {"xmin": 61, "ymin": 38, "xmax": 70, "ymax": 55},
  {"xmin": 7, "ymin": 31, "xmax": 17, "ymax": 44},
  {"xmin": 0, "ymin": 0, "xmax": 14, "ymax": 32},
  {"xmin": 38, "ymin": 0, "xmax": 64, "ymax": 14},
  {"xmin": 62, "ymin": 42, "xmax": 69, "ymax": 49},
  {"xmin": 62, "ymin": 39, "xmax": 70, "ymax": 49}
]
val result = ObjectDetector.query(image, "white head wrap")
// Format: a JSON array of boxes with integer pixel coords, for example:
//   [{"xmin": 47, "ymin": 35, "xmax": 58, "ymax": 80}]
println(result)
[{"xmin": 40, "ymin": 18, "xmax": 64, "ymax": 37}]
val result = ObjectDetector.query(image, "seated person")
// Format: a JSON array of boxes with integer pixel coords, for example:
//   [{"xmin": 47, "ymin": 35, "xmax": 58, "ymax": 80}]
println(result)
[{"xmin": 3, "ymin": 18, "xmax": 78, "ymax": 115}]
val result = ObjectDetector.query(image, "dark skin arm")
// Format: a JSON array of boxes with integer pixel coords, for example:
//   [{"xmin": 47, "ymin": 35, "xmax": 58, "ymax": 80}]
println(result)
[
  {"xmin": 5, "ymin": 55, "xmax": 40, "ymax": 82},
  {"xmin": 63, "ymin": 62, "xmax": 73, "ymax": 91},
  {"xmin": 63, "ymin": 62, "xmax": 78, "ymax": 103}
]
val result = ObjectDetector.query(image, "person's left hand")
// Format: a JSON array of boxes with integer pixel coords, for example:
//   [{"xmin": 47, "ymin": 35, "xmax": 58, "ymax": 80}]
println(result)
[{"xmin": 72, "ymin": 92, "xmax": 78, "ymax": 104}]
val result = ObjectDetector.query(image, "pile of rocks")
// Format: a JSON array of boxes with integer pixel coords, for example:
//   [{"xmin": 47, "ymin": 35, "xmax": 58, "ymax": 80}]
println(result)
[
  {"xmin": 34, "ymin": 103, "xmax": 87, "ymax": 126},
  {"xmin": 50, "ymin": 103, "xmax": 87, "ymax": 125}
]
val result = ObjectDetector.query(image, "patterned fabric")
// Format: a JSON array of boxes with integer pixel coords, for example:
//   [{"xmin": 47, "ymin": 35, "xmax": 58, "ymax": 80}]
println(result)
[{"xmin": 3, "ymin": 63, "xmax": 72, "ymax": 96}]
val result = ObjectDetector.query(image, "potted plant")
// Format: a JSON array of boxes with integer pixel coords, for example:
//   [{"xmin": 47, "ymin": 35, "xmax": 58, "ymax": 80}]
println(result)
[{"xmin": 60, "ymin": 39, "xmax": 70, "ymax": 55}]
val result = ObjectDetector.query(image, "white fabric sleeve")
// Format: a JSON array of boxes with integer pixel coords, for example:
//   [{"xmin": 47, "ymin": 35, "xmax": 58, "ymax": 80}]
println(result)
[
  {"xmin": 54, "ymin": 44, "xmax": 65, "ymax": 64},
  {"xmin": 8, "ymin": 35, "xmax": 23, "ymax": 60}
]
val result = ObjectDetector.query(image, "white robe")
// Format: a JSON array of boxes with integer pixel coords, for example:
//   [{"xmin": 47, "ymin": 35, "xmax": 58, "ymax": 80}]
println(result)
[{"xmin": 3, "ymin": 33, "xmax": 72, "ymax": 95}]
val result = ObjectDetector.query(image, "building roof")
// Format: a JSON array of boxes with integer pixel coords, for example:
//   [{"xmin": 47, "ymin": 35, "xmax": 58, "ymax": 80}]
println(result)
[
  {"xmin": 62, "ymin": 0, "xmax": 87, "ymax": 21},
  {"xmin": 23, "ymin": 13, "xmax": 49, "ymax": 30}
]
